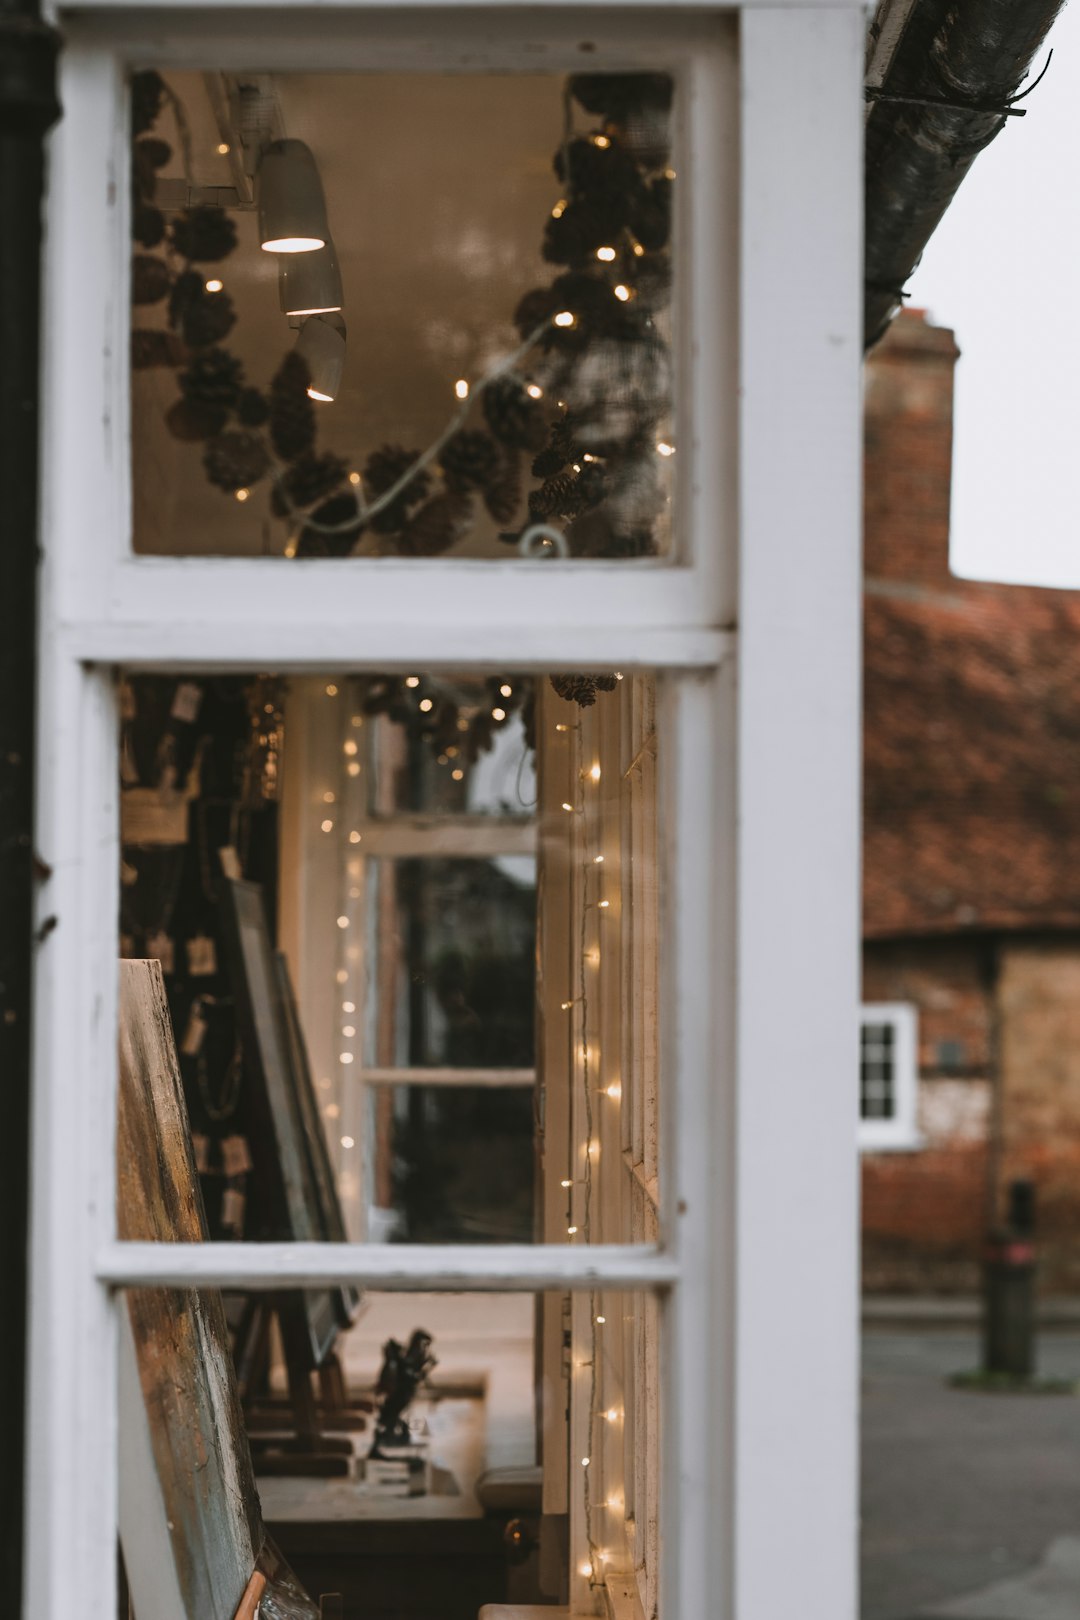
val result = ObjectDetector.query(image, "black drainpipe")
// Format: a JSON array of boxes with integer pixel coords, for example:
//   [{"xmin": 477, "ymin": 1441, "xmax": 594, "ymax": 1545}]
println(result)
[
  {"xmin": 0, "ymin": 0, "xmax": 60, "ymax": 1606},
  {"xmin": 864, "ymin": 0, "xmax": 1066, "ymax": 349}
]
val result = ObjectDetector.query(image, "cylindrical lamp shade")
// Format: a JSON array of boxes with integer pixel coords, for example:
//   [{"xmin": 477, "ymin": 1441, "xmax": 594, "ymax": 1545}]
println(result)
[
  {"xmin": 258, "ymin": 139, "xmax": 329, "ymax": 253},
  {"xmin": 295, "ymin": 313, "xmax": 346, "ymax": 402},
  {"xmin": 279, "ymin": 240, "xmax": 343, "ymax": 316}
]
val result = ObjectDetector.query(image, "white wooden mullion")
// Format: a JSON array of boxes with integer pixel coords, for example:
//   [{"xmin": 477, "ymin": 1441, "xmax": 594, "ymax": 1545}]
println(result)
[
  {"xmin": 95, "ymin": 1240, "xmax": 680, "ymax": 1292},
  {"xmin": 735, "ymin": 12, "xmax": 862, "ymax": 1620}
]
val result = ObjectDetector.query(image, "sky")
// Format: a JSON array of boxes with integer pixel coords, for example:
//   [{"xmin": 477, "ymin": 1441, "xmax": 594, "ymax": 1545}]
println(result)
[{"xmin": 905, "ymin": 0, "xmax": 1080, "ymax": 589}]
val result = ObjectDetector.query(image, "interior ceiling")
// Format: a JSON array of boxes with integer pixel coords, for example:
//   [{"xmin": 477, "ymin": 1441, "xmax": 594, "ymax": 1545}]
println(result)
[{"xmin": 134, "ymin": 72, "xmax": 564, "ymax": 556}]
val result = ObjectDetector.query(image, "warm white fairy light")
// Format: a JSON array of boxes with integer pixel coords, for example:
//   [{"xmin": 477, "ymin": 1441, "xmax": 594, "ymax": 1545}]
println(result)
[
  {"xmin": 419, "ymin": 697, "xmax": 434, "ymax": 712},
  {"xmin": 348, "ymin": 831, "xmax": 362, "ymax": 845},
  {"xmin": 604, "ymin": 1081, "xmax": 622, "ymax": 1100},
  {"xmin": 599, "ymin": 899, "xmax": 610, "ymax": 909},
  {"xmin": 656, "ymin": 441, "xmax": 676, "ymax": 457},
  {"xmin": 336, "ymin": 915, "xmax": 348, "ymax": 929},
  {"xmin": 578, "ymin": 1562, "xmax": 592, "ymax": 1579},
  {"xmin": 339, "ymin": 1054, "xmax": 354, "ymax": 1066},
  {"xmin": 527, "ymin": 383, "xmax": 544, "ymax": 399},
  {"xmin": 556, "ymin": 723, "xmax": 568, "ymax": 733},
  {"xmin": 323, "ymin": 790, "xmax": 335, "ymax": 803},
  {"xmin": 349, "ymin": 471, "xmax": 361, "ymax": 486},
  {"xmin": 554, "ymin": 310, "xmax": 575, "ymax": 328},
  {"xmin": 452, "ymin": 768, "xmax": 464, "ymax": 781},
  {"xmin": 343, "ymin": 1024, "xmax": 356, "ymax": 1038},
  {"xmin": 552, "ymin": 199, "xmax": 568, "ymax": 218},
  {"xmin": 581, "ymin": 1456, "xmax": 591, "ymax": 1467},
  {"xmin": 596, "ymin": 246, "xmax": 616, "ymax": 262},
  {"xmin": 325, "ymin": 684, "xmax": 338, "ymax": 696},
  {"xmin": 589, "ymin": 762, "xmax": 601, "ymax": 782},
  {"xmin": 234, "ymin": 488, "xmax": 249, "ymax": 503},
  {"xmin": 591, "ymin": 133, "xmax": 611, "ymax": 148},
  {"xmin": 335, "ymin": 969, "xmax": 348, "ymax": 985},
  {"xmin": 562, "ymin": 801, "xmax": 574, "ymax": 812},
  {"xmin": 604, "ymin": 1407, "xmax": 621, "ymax": 1423},
  {"xmin": 405, "ymin": 675, "xmax": 420, "ymax": 688},
  {"xmin": 492, "ymin": 707, "xmax": 506, "ymax": 721},
  {"xmin": 595, "ymin": 1315, "xmax": 606, "ymax": 1325},
  {"xmin": 344, "ymin": 739, "xmax": 358, "ymax": 756},
  {"xmin": 340, "ymin": 1134, "xmax": 355, "ymax": 1148},
  {"xmin": 500, "ymin": 683, "xmax": 513, "ymax": 697},
  {"xmin": 594, "ymin": 854, "xmax": 604, "ymax": 864},
  {"xmin": 347, "ymin": 762, "xmax": 360, "ymax": 777},
  {"xmin": 343, "ymin": 1000, "xmax": 355, "ymax": 1013},
  {"xmin": 613, "ymin": 284, "xmax": 631, "ymax": 302},
  {"xmin": 454, "ymin": 378, "xmax": 469, "ymax": 400},
  {"xmin": 561, "ymin": 1178, "xmax": 573, "ymax": 1188},
  {"xmin": 205, "ymin": 278, "xmax": 224, "ymax": 293},
  {"xmin": 321, "ymin": 819, "xmax": 334, "ymax": 833},
  {"xmin": 324, "ymin": 1103, "xmax": 340, "ymax": 1119},
  {"xmin": 568, "ymin": 1224, "xmax": 578, "ymax": 1235}
]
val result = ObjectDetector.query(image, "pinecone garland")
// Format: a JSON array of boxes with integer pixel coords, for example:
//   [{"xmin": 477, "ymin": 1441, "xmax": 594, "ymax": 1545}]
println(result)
[
  {"xmin": 131, "ymin": 70, "xmax": 166, "ymax": 138},
  {"xmin": 397, "ymin": 493, "xmax": 472, "ymax": 557},
  {"xmin": 132, "ymin": 254, "xmax": 171, "ymax": 305},
  {"xmin": 203, "ymin": 430, "xmax": 271, "ymax": 493},
  {"xmin": 269, "ymin": 353, "xmax": 316, "ymax": 462},
  {"xmin": 363, "ymin": 444, "xmax": 430, "ymax": 533},
  {"xmin": 282, "ymin": 451, "xmax": 349, "ymax": 510},
  {"xmin": 440, "ymin": 430, "xmax": 502, "ymax": 493},
  {"xmin": 483, "ymin": 452, "xmax": 522, "ymax": 525},
  {"xmin": 550, "ymin": 673, "xmax": 601, "ymax": 707},
  {"xmin": 236, "ymin": 387, "xmax": 270, "ymax": 428},
  {"xmin": 171, "ymin": 207, "xmax": 238, "ymax": 264},
  {"xmin": 482, "ymin": 376, "xmax": 547, "ymax": 452},
  {"xmin": 179, "ymin": 347, "xmax": 244, "ymax": 410}
]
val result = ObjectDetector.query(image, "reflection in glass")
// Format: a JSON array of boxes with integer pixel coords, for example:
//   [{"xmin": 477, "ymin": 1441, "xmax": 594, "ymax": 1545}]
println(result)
[{"xmin": 130, "ymin": 69, "xmax": 676, "ymax": 560}]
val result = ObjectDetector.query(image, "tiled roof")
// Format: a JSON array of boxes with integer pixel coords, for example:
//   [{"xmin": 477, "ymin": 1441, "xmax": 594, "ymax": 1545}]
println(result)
[{"xmin": 864, "ymin": 578, "xmax": 1080, "ymax": 937}]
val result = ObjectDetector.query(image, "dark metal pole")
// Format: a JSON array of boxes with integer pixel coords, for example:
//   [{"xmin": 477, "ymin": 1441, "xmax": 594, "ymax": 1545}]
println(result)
[{"xmin": 0, "ymin": 0, "xmax": 60, "ymax": 1606}]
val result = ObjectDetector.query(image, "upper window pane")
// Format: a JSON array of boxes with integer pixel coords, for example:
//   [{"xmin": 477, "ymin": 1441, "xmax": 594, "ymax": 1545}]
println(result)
[{"xmin": 130, "ymin": 69, "xmax": 677, "ymax": 561}]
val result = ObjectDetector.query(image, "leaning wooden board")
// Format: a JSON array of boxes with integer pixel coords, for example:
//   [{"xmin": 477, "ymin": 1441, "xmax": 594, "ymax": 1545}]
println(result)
[{"xmin": 117, "ymin": 957, "xmax": 319, "ymax": 1620}]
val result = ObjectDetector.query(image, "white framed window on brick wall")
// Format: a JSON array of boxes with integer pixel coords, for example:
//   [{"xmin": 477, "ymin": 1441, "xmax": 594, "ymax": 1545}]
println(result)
[
  {"xmin": 28, "ymin": 6, "xmax": 864, "ymax": 1620},
  {"xmin": 858, "ymin": 1003, "xmax": 922, "ymax": 1152}
]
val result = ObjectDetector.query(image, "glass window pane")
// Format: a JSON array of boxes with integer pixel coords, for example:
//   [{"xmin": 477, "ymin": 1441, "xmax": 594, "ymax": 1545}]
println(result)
[
  {"xmin": 130, "ymin": 69, "xmax": 677, "ymax": 561},
  {"xmin": 116, "ymin": 668, "xmax": 663, "ymax": 1246}
]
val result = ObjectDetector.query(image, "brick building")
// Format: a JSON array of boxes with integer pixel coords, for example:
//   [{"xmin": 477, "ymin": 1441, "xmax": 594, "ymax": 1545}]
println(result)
[{"xmin": 862, "ymin": 309, "xmax": 1080, "ymax": 1295}]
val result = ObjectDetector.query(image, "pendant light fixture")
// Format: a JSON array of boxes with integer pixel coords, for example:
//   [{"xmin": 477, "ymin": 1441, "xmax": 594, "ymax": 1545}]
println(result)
[
  {"xmin": 258, "ymin": 138, "xmax": 329, "ymax": 253},
  {"xmin": 279, "ymin": 239, "xmax": 343, "ymax": 317},
  {"xmin": 295, "ymin": 313, "xmax": 346, "ymax": 402}
]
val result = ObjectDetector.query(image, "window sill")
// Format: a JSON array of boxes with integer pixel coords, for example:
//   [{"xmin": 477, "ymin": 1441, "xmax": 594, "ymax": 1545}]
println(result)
[{"xmin": 858, "ymin": 1131, "xmax": 927, "ymax": 1156}]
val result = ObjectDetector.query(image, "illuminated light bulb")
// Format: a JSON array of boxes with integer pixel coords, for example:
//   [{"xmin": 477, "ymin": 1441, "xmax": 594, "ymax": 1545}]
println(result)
[
  {"xmin": 587, "ymin": 948, "xmax": 601, "ymax": 966},
  {"xmin": 594, "ymin": 854, "xmax": 604, "ymax": 864},
  {"xmin": 325, "ymin": 684, "xmax": 338, "ymax": 696},
  {"xmin": 632, "ymin": 242, "xmax": 645, "ymax": 257},
  {"xmin": 446, "ymin": 745, "xmax": 459, "ymax": 758},
  {"xmin": 599, "ymin": 899, "xmax": 610, "ymax": 909},
  {"xmin": 405, "ymin": 675, "xmax": 420, "ymax": 688},
  {"xmin": 588, "ymin": 1139, "xmax": 600, "ymax": 1159},
  {"xmin": 451, "ymin": 768, "xmax": 464, "ymax": 781},
  {"xmin": 437, "ymin": 754, "xmax": 449, "ymax": 766},
  {"xmin": 551, "ymin": 199, "xmax": 568, "ymax": 219},
  {"xmin": 567, "ymin": 1225, "xmax": 578, "ymax": 1236},
  {"xmin": 665, "ymin": 167, "xmax": 677, "ymax": 180},
  {"xmin": 339, "ymin": 1055, "xmax": 354, "ymax": 1067},
  {"xmin": 596, "ymin": 246, "xmax": 616, "ymax": 262},
  {"xmin": 500, "ymin": 683, "xmax": 512, "ymax": 697},
  {"xmin": 613, "ymin": 284, "xmax": 631, "ymax": 302},
  {"xmin": 319, "ymin": 1077, "xmax": 332, "ymax": 1090},
  {"xmin": 344, "ymin": 740, "xmax": 358, "ymax": 756},
  {"xmin": 582, "ymin": 453, "xmax": 598, "ymax": 463},
  {"xmin": 562, "ymin": 801, "xmax": 574, "ymax": 813},
  {"xmin": 349, "ymin": 471, "xmax": 361, "ymax": 485},
  {"xmin": 234, "ymin": 487, "xmax": 250, "ymax": 503},
  {"xmin": 526, "ymin": 383, "xmax": 543, "ymax": 399},
  {"xmin": 595, "ymin": 1315, "xmax": 606, "ymax": 1325},
  {"xmin": 348, "ymin": 831, "xmax": 362, "ymax": 844},
  {"xmin": 573, "ymin": 463, "xmax": 582, "ymax": 473},
  {"xmin": 340, "ymin": 1135, "xmax": 355, "ymax": 1148},
  {"xmin": 554, "ymin": 310, "xmax": 575, "ymax": 328},
  {"xmin": 335, "ymin": 969, "xmax": 348, "ymax": 984},
  {"xmin": 454, "ymin": 378, "xmax": 469, "ymax": 400},
  {"xmin": 457, "ymin": 717, "xmax": 469, "ymax": 732},
  {"xmin": 325, "ymin": 1103, "xmax": 340, "ymax": 1119},
  {"xmin": 605, "ymin": 1082, "xmax": 622, "ymax": 1100},
  {"xmin": 351, "ymin": 714, "xmax": 363, "ymax": 727},
  {"xmin": 323, "ymin": 790, "xmax": 335, "ymax": 803},
  {"xmin": 347, "ymin": 762, "xmax": 360, "ymax": 777},
  {"xmin": 336, "ymin": 915, "xmax": 349, "ymax": 929},
  {"xmin": 258, "ymin": 139, "xmax": 328, "ymax": 253},
  {"xmin": 419, "ymin": 697, "xmax": 434, "ymax": 713},
  {"xmin": 615, "ymin": 671, "xmax": 624, "ymax": 681},
  {"xmin": 205, "ymin": 277, "xmax": 224, "ymax": 294},
  {"xmin": 604, "ymin": 1407, "xmax": 621, "ymax": 1423},
  {"xmin": 589, "ymin": 762, "xmax": 601, "ymax": 782},
  {"xmin": 321, "ymin": 819, "xmax": 334, "ymax": 833},
  {"xmin": 591, "ymin": 133, "xmax": 611, "ymax": 148},
  {"xmin": 578, "ymin": 1563, "xmax": 592, "ymax": 1579},
  {"xmin": 560, "ymin": 1178, "xmax": 572, "ymax": 1188},
  {"xmin": 555, "ymin": 723, "xmax": 568, "ymax": 733},
  {"xmin": 657, "ymin": 441, "xmax": 676, "ymax": 457},
  {"xmin": 560, "ymin": 1001, "xmax": 573, "ymax": 1011},
  {"xmin": 216, "ymin": 142, "xmax": 230, "ymax": 155},
  {"xmin": 284, "ymin": 537, "xmax": 298, "ymax": 558},
  {"xmin": 343, "ymin": 1024, "xmax": 356, "ymax": 1038},
  {"xmin": 492, "ymin": 707, "xmax": 506, "ymax": 722},
  {"xmin": 581, "ymin": 1456, "xmax": 591, "ymax": 1467},
  {"xmin": 343, "ymin": 1001, "xmax": 355, "ymax": 1013}
]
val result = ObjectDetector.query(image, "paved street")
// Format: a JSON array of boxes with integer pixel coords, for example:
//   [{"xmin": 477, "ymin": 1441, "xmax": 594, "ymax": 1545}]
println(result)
[{"xmin": 861, "ymin": 1330, "xmax": 1080, "ymax": 1620}]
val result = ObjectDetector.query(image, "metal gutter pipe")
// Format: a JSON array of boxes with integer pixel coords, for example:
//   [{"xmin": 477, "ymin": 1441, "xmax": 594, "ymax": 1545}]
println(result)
[
  {"xmin": 864, "ymin": 0, "xmax": 1066, "ymax": 348},
  {"xmin": 0, "ymin": 0, "xmax": 59, "ymax": 1605}
]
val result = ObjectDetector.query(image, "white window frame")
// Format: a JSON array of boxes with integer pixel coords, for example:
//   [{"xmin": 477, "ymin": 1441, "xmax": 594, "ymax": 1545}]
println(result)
[
  {"xmin": 858, "ymin": 1002, "xmax": 922, "ymax": 1152},
  {"xmin": 28, "ymin": 7, "xmax": 864, "ymax": 1620}
]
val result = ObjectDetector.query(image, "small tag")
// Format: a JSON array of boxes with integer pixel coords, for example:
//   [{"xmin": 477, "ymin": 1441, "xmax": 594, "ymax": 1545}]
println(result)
[
  {"xmin": 145, "ymin": 930, "xmax": 174, "ymax": 973},
  {"xmin": 187, "ymin": 934, "xmax": 217, "ymax": 976},
  {"xmin": 119, "ymin": 680, "xmax": 137, "ymax": 722},
  {"xmin": 171, "ymin": 682, "xmax": 203, "ymax": 724},
  {"xmin": 218, "ymin": 845, "xmax": 243, "ymax": 882},
  {"xmin": 191, "ymin": 1132, "xmax": 210, "ymax": 1173},
  {"xmin": 181, "ymin": 1002, "xmax": 207, "ymax": 1055},
  {"xmin": 221, "ymin": 1187, "xmax": 245, "ymax": 1233},
  {"xmin": 221, "ymin": 1134, "xmax": 253, "ymax": 1176}
]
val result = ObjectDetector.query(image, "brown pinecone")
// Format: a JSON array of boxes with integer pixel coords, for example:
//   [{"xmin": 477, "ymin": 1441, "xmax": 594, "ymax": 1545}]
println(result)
[
  {"xmin": 296, "ymin": 491, "xmax": 364, "ymax": 558},
  {"xmin": 482, "ymin": 376, "xmax": 548, "ymax": 453},
  {"xmin": 595, "ymin": 675, "xmax": 619, "ymax": 692},
  {"xmin": 131, "ymin": 70, "xmax": 166, "ymax": 137},
  {"xmin": 363, "ymin": 444, "xmax": 430, "ymax": 534},
  {"xmin": 576, "ymin": 462, "xmax": 608, "ymax": 507},
  {"xmin": 236, "ymin": 387, "xmax": 270, "ymax": 428},
  {"xmin": 550, "ymin": 673, "xmax": 600, "ymax": 706},
  {"xmin": 179, "ymin": 347, "xmax": 244, "ymax": 409},
  {"xmin": 171, "ymin": 207, "xmax": 238, "ymax": 264},
  {"xmin": 165, "ymin": 399, "xmax": 227, "ymax": 442},
  {"xmin": 133, "ymin": 203, "xmax": 166, "ymax": 250},
  {"xmin": 529, "ymin": 471, "xmax": 583, "ymax": 522},
  {"xmin": 131, "ymin": 254, "xmax": 171, "ymax": 305},
  {"xmin": 203, "ymin": 430, "xmax": 271, "ymax": 493},
  {"xmin": 397, "ymin": 493, "xmax": 472, "ymax": 557},
  {"xmin": 282, "ymin": 451, "xmax": 348, "ymax": 511},
  {"xmin": 440, "ymin": 430, "xmax": 502, "ymax": 493},
  {"xmin": 269, "ymin": 352, "xmax": 316, "ymax": 461},
  {"xmin": 483, "ymin": 451, "xmax": 522, "ymax": 525},
  {"xmin": 179, "ymin": 285, "xmax": 236, "ymax": 348},
  {"xmin": 132, "ymin": 138, "xmax": 171, "ymax": 199},
  {"xmin": 531, "ymin": 417, "xmax": 576, "ymax": 477},
  {"xmin": 132, "ymin": 329, "xmax": 186, "ymax": 369}
]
